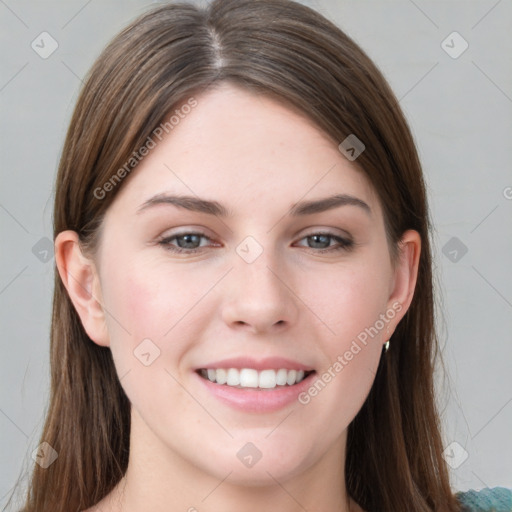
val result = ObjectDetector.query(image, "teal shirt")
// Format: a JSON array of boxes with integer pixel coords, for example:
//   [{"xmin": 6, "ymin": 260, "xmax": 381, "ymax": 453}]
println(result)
[{"xmin": 456, "ymin": 487, "xmax": 512, "ymax": 511}]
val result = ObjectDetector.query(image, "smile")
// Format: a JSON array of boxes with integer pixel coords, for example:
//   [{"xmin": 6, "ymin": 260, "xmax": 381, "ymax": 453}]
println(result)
[{"xmin": 197, "ymin": 368, "xmax": 315, "ymax": 389}]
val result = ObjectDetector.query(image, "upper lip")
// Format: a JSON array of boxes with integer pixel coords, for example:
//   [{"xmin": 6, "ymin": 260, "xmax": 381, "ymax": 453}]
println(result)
[{"xmin": 196, "ymin": 356, "xmax": 315, "ymax": 372}]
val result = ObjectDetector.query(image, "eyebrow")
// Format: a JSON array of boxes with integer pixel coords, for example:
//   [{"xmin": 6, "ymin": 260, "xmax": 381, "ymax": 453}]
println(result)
[{"xmin": 137, "ymin": 193, "xmax": 371, "ymax": 217}]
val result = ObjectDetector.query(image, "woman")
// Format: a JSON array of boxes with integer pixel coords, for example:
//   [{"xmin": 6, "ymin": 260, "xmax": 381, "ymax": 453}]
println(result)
[{"xmin": 8, "ymin": 0, "xmax": 511, "ymax": 511}]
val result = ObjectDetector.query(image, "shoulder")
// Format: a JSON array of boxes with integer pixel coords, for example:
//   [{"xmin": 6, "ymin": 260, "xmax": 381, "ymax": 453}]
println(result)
[{"xmin": 455, "ymin": 487, "xmax": 512, "ymax": 512}]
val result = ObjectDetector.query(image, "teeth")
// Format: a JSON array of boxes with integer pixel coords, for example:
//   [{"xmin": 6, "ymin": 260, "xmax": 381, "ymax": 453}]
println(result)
[
  {"xmin": 258, "ymin": 369, "xmax": 276, "ymax": 389},
  {"xmin": 216, "ymin": 369, "xmax": 227, "ymax": 385},
  {"xmin": 286, "ymin": 369, "xmax": 297, "ymax": 386},
  {"xmin": 226, "ymin": 368, "xmax": 240, "ymax": 386},
  {"xmin": 200, "ymin": 368, "xmax": 310, "ymax": 389},
  {"xmin": 240, "ymin": 368, "xmax": 259, "ymax": 388},
  {"xmin": 276, "ymin": 368, "xmax": 288, "ymax": 386}
]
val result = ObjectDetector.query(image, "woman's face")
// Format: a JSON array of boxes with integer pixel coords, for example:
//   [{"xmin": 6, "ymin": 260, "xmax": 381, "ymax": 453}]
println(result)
[{"xmin": 82, "ymin": 83, "xmax": 417, "ymax": 486}]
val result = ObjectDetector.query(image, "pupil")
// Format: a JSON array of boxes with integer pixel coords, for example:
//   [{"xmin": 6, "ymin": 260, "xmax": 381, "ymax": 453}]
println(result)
[
  {"xmin": 310, "ymin": 235, "xmax": 329, "ymax": 248},
  {"xmin": 179, "ymin": 234, "xmax": 199, "ymax": 248}
]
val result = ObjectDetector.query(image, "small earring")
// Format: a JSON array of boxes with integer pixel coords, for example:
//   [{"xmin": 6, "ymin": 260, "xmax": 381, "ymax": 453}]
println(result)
[{"xmin": 384, "ymin": 325, "xmax": 391, "ymax": 352}]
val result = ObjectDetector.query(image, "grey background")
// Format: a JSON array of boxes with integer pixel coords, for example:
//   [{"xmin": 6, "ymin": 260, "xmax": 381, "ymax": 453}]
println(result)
[{"xmin": 1, "ymin": 0, "xmax": 511, "ymax": 508}]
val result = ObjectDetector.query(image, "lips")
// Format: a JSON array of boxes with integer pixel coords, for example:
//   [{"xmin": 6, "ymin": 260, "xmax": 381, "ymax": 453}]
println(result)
[
  {"xmin": 194, "ymin": 364, "xmax": 317, "ymax": 413},
  {"xmin": 195, "ymin": 356, "xmax": 316, "ymax": 391},
  {"xmin": 196, "ymin": 356, "xmax": 315, "ymax": 372}
]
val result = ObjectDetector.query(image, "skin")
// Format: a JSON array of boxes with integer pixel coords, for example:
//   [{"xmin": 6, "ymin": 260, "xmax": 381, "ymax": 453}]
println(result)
[{"xmin": 56, "ymin": 83, "xmax": 421, "ymax": 512}]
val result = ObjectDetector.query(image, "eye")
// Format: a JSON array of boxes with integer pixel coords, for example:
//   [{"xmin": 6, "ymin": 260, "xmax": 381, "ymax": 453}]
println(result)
[
  {"xmin": 295, "ymin": 232, "xmax": 354, "ymax": 253},
  {"xmin": 158, "ymin": 231, "xmax": 214, "ymax": 254},
  {"xmin": 158, "ymin": 230, "xmax": 354, "ymax": 254}
]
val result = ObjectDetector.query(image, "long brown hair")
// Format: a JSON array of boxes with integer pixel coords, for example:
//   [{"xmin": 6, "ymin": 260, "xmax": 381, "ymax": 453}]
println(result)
[{"xmin": 7, "ymin": 0, "xmax": 461, "ymax": 510}]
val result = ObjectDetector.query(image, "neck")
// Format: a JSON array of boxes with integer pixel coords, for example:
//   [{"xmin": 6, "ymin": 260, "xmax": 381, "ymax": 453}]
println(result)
[{"xmin": 102, "ymin": 409, "xmax": 356, "ymax": 512}]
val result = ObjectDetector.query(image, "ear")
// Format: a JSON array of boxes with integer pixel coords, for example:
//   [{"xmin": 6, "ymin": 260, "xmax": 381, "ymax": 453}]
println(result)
[
  {"xmin": 54, "ymin": 230, "xmax": 110, "ymax": 347},
  {"xmin": 385, "ymin": 229, "xmax": 421, "ymax": 337}
]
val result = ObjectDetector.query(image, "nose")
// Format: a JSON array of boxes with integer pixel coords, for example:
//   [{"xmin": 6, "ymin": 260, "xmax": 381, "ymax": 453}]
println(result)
[{"xmin": 221, "ymin": 247, "xmax": 299, "ymax": 334}]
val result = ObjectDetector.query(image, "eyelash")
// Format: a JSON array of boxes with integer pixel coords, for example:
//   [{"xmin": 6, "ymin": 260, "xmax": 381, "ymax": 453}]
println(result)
[{"xmin": 157, "ymin": 231, "xmax": 354, "ymax": 254}]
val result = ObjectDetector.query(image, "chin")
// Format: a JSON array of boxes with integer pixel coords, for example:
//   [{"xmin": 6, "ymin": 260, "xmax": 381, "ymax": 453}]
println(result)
[{"xmin": 200, "ymin": 446, "xmax": 311, "ymax": 487}]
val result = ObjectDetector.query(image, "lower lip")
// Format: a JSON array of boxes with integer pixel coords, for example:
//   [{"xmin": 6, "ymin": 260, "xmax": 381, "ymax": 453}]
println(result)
[{"xmin": 194, "ymin": 371, "xmax": 316, "ymax": 413}]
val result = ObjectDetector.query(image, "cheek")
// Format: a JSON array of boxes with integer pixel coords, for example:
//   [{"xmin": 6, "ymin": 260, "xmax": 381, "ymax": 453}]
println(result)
[
  {"xmin": 102, "ymin": 260, "xmax": 214, "ymax": 366},
  {"xmin": 104, "ymin": 254, "xmax": 186, "ymax": 338},
  {"xmin": 97, "ymin": 254, "xmax": 174, "ymax": 370},
  {"xmin": 100, "ymin": 265, "xmax": 195, "ymax": 409},
  {"xmin": 125, "ymin": 275, "xmax": 163, "ymax": 332},
  {"xmin": 307, "ymin": 262, "xmax": 391, "ymax": 348},
  {"xmin": 103, "ymin": 271, "xmax": 164, "ymax": 338},
  {"xmin": 299, "ymin": 262, "xmax": 390, "ymax": 410}
]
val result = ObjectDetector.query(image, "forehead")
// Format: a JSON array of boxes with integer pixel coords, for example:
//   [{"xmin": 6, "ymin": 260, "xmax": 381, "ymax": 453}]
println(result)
[{"xmin": 108, "ymin": 83, "xmax": 380, "ymax": 219}]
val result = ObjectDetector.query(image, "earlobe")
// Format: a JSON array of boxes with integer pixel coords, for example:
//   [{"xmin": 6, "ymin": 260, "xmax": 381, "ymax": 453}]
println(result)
[
  {"xmin": 54, "ymin": 230, "xmax": 110, "ymax": 347},
  {"xmin": 386, "ymin": 229, "xmax": 422, "ymax": 333}
]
